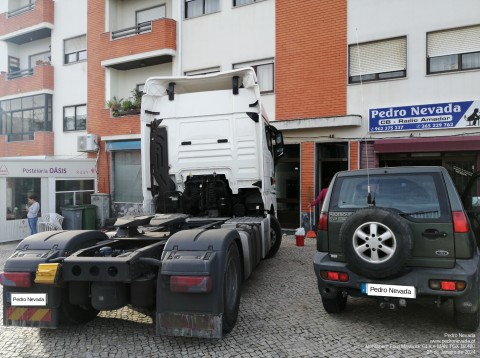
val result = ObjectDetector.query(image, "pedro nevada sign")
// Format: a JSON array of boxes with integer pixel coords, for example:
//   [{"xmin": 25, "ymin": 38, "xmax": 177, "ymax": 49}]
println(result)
[{"xmin": 369, "ymin": 100, "xmax": 480, "ymax": 133}]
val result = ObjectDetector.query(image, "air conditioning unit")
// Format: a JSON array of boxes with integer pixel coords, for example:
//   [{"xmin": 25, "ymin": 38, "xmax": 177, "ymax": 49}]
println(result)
[{"xmin": 77, "ymin": 134, "xmax": 98, "ymax": 152}]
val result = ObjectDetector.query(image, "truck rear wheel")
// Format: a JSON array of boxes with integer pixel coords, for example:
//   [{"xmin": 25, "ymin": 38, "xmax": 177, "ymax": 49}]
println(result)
[
  {"xmin": 222, "ymin": 242, "xmax": 241, "ymax": 333},
  {"xmin": 265, "ymin": 216, "xmax": 282, "ymax": 259},
  {"xmin": 59, "ymin": 284, "xmax": 99, "ymax": 325}
]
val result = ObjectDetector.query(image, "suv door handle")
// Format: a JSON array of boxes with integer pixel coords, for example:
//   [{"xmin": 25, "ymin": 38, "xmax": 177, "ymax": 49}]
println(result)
[{"xmin": 422, "ymin": 230, "xmax": 447, "ymax": 238}]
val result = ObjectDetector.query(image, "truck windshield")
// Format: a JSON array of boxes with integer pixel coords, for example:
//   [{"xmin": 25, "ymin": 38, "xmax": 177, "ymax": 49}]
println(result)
[{"xmin": 330, "ymin": 173, "xmax": 451, "ymax": 221}]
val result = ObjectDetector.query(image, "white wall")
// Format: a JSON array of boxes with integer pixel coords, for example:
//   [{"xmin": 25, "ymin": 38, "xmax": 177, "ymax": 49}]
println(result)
[
  {"xmin": 52, "ymin": 0, "xmax": 88, "ymax": 158},
  {"xmin": 181, "ymin": 0, "xmax": 275, "ymax": 119},
  {"xmin": 346, "ymin": 0, "xmax": 480, "ymax": 139}
]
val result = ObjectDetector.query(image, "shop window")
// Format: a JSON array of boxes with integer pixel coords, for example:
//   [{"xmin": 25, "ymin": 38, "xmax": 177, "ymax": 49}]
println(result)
[
  {"xmin": 55, "ymin": 180, "xmax": 94, "ymax": 214},
  {"xmin": 113, "ymin": 150, "xmax": 143, "ymax": 203},
  {"xmin": 427, "ymin": 25, "xmax": 480, "ymax": 74},
  {"xmin": 233, "ymin": 59, "xmax": 274, "ymax": 94},
  {"xmin": 349, "ymin": 37, "xmax": 406, "ymax": 83},
  {"xmin": 63, "ymin": 105, "xmax": 87, "ymax": 131},
  {"xmin": 185, "ymin": 0, "xmax": 219, "ymax": 19},
  {"xmin": 64, "ymin": 35, "xmax": 87, "ymax": 64},
  {"xmin": 0, "ymin": 94, "xmax": 52, "ymax": 142},
  {"xmin": 6, "ymin": 178, "xmax": 41, "ymax": 220}
]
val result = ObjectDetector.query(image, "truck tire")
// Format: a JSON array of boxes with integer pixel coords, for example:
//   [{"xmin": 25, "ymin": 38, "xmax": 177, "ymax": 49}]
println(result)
[
  {"xmin": 265, "ymin": 216, "xmax": 282, "ymax": 259},
  {"xmin": 454, "ymin": 307, "xmax": 480, "ymax": 332},
  {"xmin": 59, "ymin": 284, "xmax": 99, "ymax": 325},
  {"xmin": 222, "ymin": 242, "xmax": 241, "ymax": 333},
  {"xmin": 321, "ymin": 291, "xmax": 347, "ymax": 314},
  {"xmin": 339, "ymin": 207, "xmax": 414, "ymax": 279}
]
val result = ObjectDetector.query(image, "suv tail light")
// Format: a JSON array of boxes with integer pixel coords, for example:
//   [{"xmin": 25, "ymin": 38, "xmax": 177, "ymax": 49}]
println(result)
[
  {"xmin": 170, "ymin": 276, "xmax": 212, "ymax": 293},
  {"xmin": 319, "ymin": 212, "xmax": 328, "ymax": 231},
  {"xmin": 429, "ymin": 279, "xmax": 466, "ymax": 291},
  {"xmin": 320, "ymin": 270, "xmax": 349, "ymax": 282},
  {"xmin": 0, "ymin": 272, "xmax": 32, "ymax": 287},
  {"xmin": 453, "ymin": 211, "xmax": 469, "ymax": 233}
]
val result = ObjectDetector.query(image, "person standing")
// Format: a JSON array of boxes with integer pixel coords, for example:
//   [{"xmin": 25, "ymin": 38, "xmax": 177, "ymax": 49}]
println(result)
[
  {"xmin": 26, "ymin": 196, "xmax": 40, "ymax": 235},
  {"xmin": 307, "ymin": 178, "xmax": 331, "ymax": 209}
]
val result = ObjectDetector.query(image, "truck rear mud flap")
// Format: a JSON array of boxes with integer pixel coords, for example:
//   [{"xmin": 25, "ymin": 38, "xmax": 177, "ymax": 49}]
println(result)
[
  {"xmin": 157, "ymin": 312, "xmax": 222, "ymax": 338},
  {"xmin": 4, "ymin": 306, "xmax": 59, "ymax": 328}
]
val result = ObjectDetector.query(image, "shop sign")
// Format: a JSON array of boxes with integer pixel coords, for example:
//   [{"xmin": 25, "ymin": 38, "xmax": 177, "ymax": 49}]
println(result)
[
  {"xmin": 369, "ymin": 100, "xmax": 480, "ymax": 133},
  {"xmin": 0, "ymin": 160, "xmax": 96, "ymax": 178}
]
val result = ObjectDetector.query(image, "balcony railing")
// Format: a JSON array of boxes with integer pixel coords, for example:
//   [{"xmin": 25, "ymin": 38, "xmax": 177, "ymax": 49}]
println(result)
[
  {"xmin": 111, "ymin": 21, "xmax": 153, "ymax": 40},
  {"xmin": 7, "ymin": 3, "xmax": 35, "ymax": 19},
  {"xmin": 7, "ymin": 68, "xmax": 34, "ymax": 81}
]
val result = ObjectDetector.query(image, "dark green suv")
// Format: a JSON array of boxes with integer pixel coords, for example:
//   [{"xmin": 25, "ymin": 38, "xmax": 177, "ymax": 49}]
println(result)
[{"xmin": 313, "ymin": 167, "xmax": 480, "ymax": 331}]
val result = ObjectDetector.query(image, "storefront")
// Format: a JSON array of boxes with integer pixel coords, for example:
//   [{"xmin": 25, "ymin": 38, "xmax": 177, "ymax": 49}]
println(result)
[
  {"xmin": 0, "ymin": 158, "xmax": 96, "ymax": 243},
  {"xmin": 366, "ymin": 100, "xmax": 480, "ymax": 193}
]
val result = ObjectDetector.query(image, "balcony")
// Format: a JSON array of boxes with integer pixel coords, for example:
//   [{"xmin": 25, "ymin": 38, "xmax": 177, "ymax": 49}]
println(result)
[
  {"xmin": 100, "ymin": 18, "xmax": 176, "ymax": 71},
  {"xmin": 0, "ymin": 0, "xmax": 54, "ymax": 44},
  {"xmin": 0, "ymin": 64, "xmax": 54, "ymax": 98}
]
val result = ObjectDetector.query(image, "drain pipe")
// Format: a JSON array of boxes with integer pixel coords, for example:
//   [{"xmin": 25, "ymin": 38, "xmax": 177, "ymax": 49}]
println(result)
[{"xmin": 177, "ymin": 0, "xmax": 182, "ymax": 76}]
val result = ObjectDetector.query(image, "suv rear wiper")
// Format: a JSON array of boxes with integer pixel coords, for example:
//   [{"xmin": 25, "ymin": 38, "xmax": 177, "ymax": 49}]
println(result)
[{"xmin": 399, "ymin": 210, "xmax": 439, "ymax": 217}]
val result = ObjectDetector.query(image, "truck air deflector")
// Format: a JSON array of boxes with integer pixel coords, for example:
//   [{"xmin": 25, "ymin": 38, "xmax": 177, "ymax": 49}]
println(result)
[{"xmin": 150, "ymin": 126, "xmax": 176, "ymax": 213}]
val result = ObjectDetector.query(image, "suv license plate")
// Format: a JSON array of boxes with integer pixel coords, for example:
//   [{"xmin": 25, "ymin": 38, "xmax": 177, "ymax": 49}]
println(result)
[
  {"xmin": 10, "ymin": 293, "xmax": 47, "ymax": 306},
  {"xmin": 361, "ymin": 283, "xmax": 416, "ymax": 299}
]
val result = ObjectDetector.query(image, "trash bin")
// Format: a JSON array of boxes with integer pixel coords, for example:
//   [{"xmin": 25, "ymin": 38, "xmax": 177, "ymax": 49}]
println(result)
[
  {"xmin": 80, "ymin": 205, "xmax": 97, "ymax": 230},
  {"xmin": 61, "ymin": 206, "xmax": 83, "ymax": 230}
]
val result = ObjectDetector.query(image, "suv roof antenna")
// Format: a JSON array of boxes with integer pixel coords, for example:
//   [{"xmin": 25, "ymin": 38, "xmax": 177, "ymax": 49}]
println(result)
[{"xmin": 355, "ymin": 28, "xmax": 372, "ymax": 206}]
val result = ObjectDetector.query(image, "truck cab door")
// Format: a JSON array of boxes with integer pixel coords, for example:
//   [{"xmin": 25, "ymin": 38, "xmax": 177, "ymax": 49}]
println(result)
[{"xmin": 461, "ymin": 171, "xmax": 480, "ymax": 248}]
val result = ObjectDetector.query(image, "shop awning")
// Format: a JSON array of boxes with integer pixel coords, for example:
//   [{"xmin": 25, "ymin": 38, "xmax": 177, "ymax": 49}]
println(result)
[
  {"xmin": 105, "ymin": 141, "xmax": 141, "ymax": 151},
  {"xmin": 374, "ymin": 136, "xmax": 480, "ymax": 153}
]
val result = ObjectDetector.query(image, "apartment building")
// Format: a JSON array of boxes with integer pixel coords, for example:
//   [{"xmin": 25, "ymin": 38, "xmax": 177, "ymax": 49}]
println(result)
[
  {"xmin": 274, "ymin": 0, "xmax": 480, "ymax": 229},
  {"xmin": 1, "ymin": 0, "xmax": 479, "ymax": 241},
  {"xmin": 0, "ymin": 0, "xmax": 95, "ymax": 242}
]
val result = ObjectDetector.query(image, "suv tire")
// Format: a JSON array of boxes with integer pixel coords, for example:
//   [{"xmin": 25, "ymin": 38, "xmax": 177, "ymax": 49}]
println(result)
[
  {"xmin": 454, "ymin": 307, "xmax": 480, "ymax": 332},
  {"xmin": 339, "ymin": 207, "xmax": 414, "ymax": 279},
  {"xmin": 322, "ymin": 291, "xmax": 347, "ymax": 313}
]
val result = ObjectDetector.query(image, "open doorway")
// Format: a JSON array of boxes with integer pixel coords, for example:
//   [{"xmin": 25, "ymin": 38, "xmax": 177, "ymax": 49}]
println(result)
[{"xmin": 314, "ymin": 142, "xmax": 349, "ymax": 222}]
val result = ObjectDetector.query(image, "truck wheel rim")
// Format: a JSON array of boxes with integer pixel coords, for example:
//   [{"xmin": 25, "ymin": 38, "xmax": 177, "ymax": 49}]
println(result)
[
  {"xmin": 270, "ymin": 228, "xmax": 276, "ymax": 247},
  {"xmin": 225, "ymin": 258, "xmax": 238, "ymax": 311},
  {"xmin": 352, "ymin": 222, "xmax": 396, "ymax": 264}
]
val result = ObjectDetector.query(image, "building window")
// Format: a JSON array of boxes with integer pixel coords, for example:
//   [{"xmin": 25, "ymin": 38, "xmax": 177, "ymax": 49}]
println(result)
[
  {"xmin": 29, "ymin": 51, "xmax": 51, "ymax": 68},
  {"xmin": 0, "ymin": 94, "xmax": 52, "ymax": 142},
  {"xmin": 64, "ymin": 35, "xmax": 87, "ymax": 64},
  {"xmin": 233, "ymin": 59, "xmax": 274, "ymax": 94},
  {"xmin": 113, "ymin": 151, "xmax": 143, "ymax": 203},
  {"xmin": 185, "ymin": 67, "xmax": 220, "ymax": 76},
  {"xmin": 137, "ymin": 84, "xmax": 145, "ymax": 93},
  {"xmin": 349, "ymin": 37, "xmax": 406, "ymax": 83},
  {"xmin": 64, "ymin": 105, "xmax": 87, "ymax": 131},
  {"xmin": 427, "ymin": 25, "xmax": 480, "ymax": 74},
  {"xmin": 185, "ymin": 0, "xmax": 219, "ymax": 19},
  {"xmin": 55, "ymin": 180, "xmax": 94, "ymax": 214},
  {"xmin": 7, "ymin": 178, "xmax": 41, "ymax": 220},
  {"xmin": 233, "ymin": 0, "xmax": 260, "ymax": 6}
]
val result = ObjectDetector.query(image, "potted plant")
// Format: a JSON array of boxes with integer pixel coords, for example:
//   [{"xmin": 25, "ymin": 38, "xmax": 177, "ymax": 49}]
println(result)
[
  {"xmin": 131, "ymin": 88, "xmax": 143, "ymax": 109},
  {"xmin": 122, "ymin": 100, "xmax": 134, "ymax": 115},
  {"xmin": 35, "ymin": 60, "xmax": 51, "ymax": 66},
  {"xmin": 105, "ymin": 96, "xmax": 123, "ymax": 109}
]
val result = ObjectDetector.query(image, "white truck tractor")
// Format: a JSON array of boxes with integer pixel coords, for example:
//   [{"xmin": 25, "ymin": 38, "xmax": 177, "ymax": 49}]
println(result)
[{"xmin": 1, "ymin": 68, "xmax": 285, "ymax": 338}]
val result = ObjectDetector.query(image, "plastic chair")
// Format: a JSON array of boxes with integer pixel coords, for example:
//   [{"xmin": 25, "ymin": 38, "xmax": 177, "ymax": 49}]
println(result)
[{"xmin": 37, "ymin": 213, "xmax": 64, "ymax": 232}]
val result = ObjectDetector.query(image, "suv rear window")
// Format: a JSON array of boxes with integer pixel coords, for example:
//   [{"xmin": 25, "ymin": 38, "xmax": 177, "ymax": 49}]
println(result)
[{"xmin": 329, "ymin": 173, "xmax": 451, "ymax": 222}]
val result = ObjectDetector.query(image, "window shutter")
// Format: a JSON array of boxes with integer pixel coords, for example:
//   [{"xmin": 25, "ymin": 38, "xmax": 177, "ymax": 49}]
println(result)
[
  {"xmin": 428, "ymin": 25, "xmax": 480, "ymax": 58},
  {"xmin": 137, "ymin": 5, "xmax": 166, "ymax": 24},
  {"xmin": 65, "ymin": 35, "xmax": 86, "ymax": 54},
  {"xmin": 349, "ymin": 37, "xmax": 406, "ymax": 77}
]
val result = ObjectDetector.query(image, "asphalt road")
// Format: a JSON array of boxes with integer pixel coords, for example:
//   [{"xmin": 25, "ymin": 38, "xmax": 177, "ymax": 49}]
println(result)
[{"xmin": 0, "ymin": 236, "xmax": 478, "ymax": 357}]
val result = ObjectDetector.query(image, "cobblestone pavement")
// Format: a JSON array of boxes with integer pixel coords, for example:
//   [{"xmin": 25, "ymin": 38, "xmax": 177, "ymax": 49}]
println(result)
[{"xmin": 0, "ymin": 236, "xmax": 478, "ymax": 357}]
